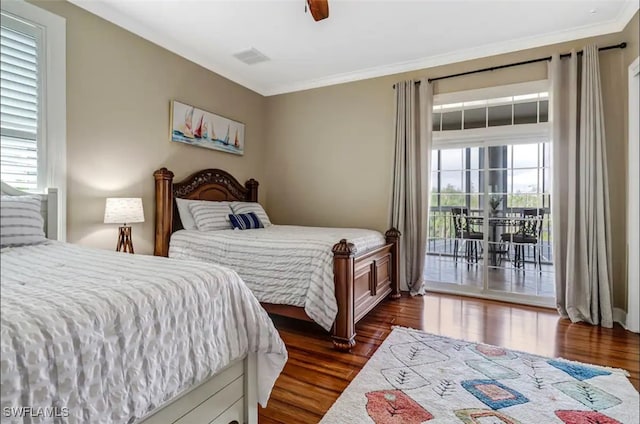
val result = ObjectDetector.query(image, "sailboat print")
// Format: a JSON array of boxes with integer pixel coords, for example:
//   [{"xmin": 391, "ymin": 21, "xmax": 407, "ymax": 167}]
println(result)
[
  {"xmin": 172, "ymin": 101, "xmax": 244, "ymax": 155},
  {"xmin": 193, "ymin": 115, "xmax": 204, "ymax": 138}
]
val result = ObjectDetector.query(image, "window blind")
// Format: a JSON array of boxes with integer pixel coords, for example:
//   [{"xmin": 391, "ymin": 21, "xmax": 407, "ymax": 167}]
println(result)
[{"xmin": 1, "ymin": 19, "xmax": 39, "ymax": 191}]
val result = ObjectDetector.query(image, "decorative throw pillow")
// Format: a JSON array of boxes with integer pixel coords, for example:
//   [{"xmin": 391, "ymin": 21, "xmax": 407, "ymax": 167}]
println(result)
[
  {"xmin": 228, "ymin": 212, "xmax": 264, "ymax": 230},
  {"xmin": 176, "ymin": 198, "xmax": 231, "ymax": 230},
  {"xmin": 1, "ymin": 195, "xmax": 46, "ymax": 247},
  {"xmin": 230, "ymin": 202, "xmax": 272, "ymax": 226},
  {"xmin": 189, "ymin": 201, "xmax": 234, "ymax": 231}
]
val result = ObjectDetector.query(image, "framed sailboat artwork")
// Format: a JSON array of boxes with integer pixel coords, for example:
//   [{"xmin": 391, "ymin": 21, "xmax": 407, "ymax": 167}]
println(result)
[{"xmin": 170, "ymin": 100, "xmax": 245, "ymax": 155}]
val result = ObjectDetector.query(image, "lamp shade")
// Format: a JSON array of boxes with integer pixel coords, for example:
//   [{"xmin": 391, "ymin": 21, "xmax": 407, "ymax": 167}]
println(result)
[{"xmin": 104, "ymin": 198, "xmax": 144, "ymax": 224}]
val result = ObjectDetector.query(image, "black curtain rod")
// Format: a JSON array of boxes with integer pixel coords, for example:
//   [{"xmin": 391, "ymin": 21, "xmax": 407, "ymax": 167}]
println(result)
[{"xmin": 394, "ymin": 42, "xmax": 626, "ymax": 87}]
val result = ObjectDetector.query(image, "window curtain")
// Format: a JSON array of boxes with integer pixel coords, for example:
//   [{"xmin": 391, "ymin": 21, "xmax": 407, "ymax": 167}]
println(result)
[
  {"xmin": 550, "ymin": 45, "xmax": 614, "ymax": 327},
  {"xmin": 391, "ymin": 78, "xmax": 433, "ymax": 295}
]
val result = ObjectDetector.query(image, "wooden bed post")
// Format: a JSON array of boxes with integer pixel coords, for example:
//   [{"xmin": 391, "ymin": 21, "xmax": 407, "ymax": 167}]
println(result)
[
  {"xmin": 245, "ymin": 179, "xmax": 259, "ymax": 202},
  {"xmin": 385, "ymin": 227, "xmax": 402, "ymax": 299},
  {"xmin": 154, "ymin": 168, "xmax": 174, "ymax": 257},
  {"xmin": 332, "ymin": 239, "xmax": 356, "ymax": 351}
]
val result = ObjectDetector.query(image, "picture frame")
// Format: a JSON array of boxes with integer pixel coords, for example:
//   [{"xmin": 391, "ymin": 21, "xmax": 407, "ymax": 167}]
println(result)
[{"xmin": 170, "ymin": 100, "xmax": 245, "ymax": 155}]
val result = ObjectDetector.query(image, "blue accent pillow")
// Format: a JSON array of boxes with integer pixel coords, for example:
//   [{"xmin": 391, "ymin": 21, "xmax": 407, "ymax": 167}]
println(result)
[{"xmin": 228, "ymin": 212, "xmax": 264, "ymax": 230}]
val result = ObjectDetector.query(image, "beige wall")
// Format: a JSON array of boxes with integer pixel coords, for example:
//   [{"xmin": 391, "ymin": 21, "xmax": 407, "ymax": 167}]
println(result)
[
  {"xmin": 265, "ymin": 19, "xmax": 639, "ymax": 310},
  {"xmin": 29, "ymin": 0, "xmax": 268, "ymax": 255}
]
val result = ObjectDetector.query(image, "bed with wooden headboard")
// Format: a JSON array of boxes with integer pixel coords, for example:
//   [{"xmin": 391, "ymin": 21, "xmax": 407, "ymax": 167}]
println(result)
[{"xmin": 154, "ymin": 167, "xmax": 401, "ymax": 351}]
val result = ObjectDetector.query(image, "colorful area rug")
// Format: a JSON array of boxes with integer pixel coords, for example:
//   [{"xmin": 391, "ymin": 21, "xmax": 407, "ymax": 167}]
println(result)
[{"xmin": 320, "ymin": 327, "xmax": 639, "ymax": 424}]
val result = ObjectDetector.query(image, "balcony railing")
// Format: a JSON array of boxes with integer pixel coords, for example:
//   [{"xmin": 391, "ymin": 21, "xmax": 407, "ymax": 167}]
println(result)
[{"xmin": 427, "ymin": 207, "xmax": 553, "ymax": 264}]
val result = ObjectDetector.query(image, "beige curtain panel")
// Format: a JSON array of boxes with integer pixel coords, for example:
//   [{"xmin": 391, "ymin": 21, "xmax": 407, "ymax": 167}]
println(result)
[
  {"xmin": 550, "ymin": 45, "xmax": 614, "ymax": 327},
  {"xmin": 390, "ymin": 78, "xmax": 433, "ymax": 295}
]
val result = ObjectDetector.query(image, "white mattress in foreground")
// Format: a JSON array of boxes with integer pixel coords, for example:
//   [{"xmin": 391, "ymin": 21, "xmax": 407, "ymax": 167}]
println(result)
[
  {"xmin": 0, "ymin": 242, "xmax": 287, "ymax": 423},
  {"xmin": 169, "ymin": 225, "xmax": 386, "ymax": 331}
]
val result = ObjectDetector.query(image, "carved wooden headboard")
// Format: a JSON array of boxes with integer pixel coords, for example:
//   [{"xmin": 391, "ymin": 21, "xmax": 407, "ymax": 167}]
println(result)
[{"xmin": 153, "ymin": 167, "xmax": 259, "ymax": 256}]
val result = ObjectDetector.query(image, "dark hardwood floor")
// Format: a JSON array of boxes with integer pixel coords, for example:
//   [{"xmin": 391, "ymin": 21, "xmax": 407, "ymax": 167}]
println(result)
[{"xmin": 259, "ymin": 292, "xmax": 640, "ymax": 424}]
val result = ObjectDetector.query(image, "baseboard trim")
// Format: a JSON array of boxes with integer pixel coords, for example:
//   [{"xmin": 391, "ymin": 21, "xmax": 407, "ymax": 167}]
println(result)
[{"xmin": 613, "ymin": 307, "xmax": 628, "ymax": 330}]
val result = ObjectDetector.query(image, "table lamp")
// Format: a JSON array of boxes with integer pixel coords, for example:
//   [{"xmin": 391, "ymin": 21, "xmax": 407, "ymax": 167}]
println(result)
[{"xmin": 104, "ymin": 197, "xmax": 144, "ymax": 253}]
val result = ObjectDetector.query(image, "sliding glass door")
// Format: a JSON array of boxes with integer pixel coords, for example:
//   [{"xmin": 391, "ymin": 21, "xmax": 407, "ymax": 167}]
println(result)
[{"xmin": 425, "ymin": 141, "xmax": 555, "ymax": 307}]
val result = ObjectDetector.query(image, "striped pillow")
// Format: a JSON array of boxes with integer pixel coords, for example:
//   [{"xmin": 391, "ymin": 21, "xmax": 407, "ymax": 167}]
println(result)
[
  {"xmin": 189, "ymin": 202, "xmax": 233, "ymax": 231},
  {"xmin": 1, "ymin": 195, "xmax": 46, "ymax": 247},
  {"xmin": 228, "ymin": 212, "xmax": 264, "ymax": 230},
  {"xmin": 176, "ymin": 198, "xmax": 231, "ymax": 230},
  {"xmin": 230, "ymin": 202, "xmax": 271, "ymax": 226}
]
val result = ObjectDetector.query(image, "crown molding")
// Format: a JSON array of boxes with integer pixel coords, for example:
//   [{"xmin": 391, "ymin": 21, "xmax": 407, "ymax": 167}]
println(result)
[
  {"xmin": 264, "ymin": 13, "xmax": 634, "ymax": 96},
  {"xmin": 69, "ymin": 0, "xmax": 638, "ymax": 97}
]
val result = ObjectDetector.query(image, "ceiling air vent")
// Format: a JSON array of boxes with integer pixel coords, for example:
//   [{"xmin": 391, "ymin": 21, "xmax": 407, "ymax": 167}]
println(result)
[{"xmin": 233, "ymin": 48, "xmax": 270, "ymax": 65}]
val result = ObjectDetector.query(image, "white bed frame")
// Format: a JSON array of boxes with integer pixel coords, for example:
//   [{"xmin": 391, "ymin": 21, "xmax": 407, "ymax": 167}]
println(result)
[
  {"xmin": 141, "ymin": 354, "xmax": 257, "ymax": 424},
  {"xmin": 1, "ymin": 181, "xmax": 260, "ymax": 424}
]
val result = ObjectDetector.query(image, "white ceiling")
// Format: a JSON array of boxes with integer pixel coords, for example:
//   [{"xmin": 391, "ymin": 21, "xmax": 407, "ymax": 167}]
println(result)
[{"xmin": 69, "ymin": 0, "xmax": 638, "ymax": 96}]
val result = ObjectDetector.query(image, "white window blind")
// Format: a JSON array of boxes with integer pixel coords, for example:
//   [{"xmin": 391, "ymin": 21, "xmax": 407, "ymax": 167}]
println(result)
[{"xmin": 0, "ymin": 14, "xmax": 41, "ymax": 191}]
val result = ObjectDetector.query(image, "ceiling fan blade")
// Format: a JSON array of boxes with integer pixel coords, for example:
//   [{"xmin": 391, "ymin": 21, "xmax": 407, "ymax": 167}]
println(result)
[{"xmin": 307, "ymin": 0, "xmax": 329, "ymax": 21}]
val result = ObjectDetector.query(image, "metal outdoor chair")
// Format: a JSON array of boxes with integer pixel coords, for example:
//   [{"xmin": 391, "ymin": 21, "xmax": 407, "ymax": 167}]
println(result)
[
  {"xmin": 451, "ymin": 207, "xmax": 483, "ymax": 266},
  {"xmin": 500, "ymin": 208, "xmax": 544, "ymax": 272}
]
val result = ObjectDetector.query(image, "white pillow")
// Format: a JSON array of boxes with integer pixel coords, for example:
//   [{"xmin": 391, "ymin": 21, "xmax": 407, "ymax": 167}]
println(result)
[
  {"xmin": 230, "ymin": 202, "xmax": 271, "ymax": 226},
  {"xmin": 1, "ymin": 195, "xmax": 46, "ymax": 247},
  {"xmin": 175, "ymin": 198, "xmax": 231, "ymax": 230},
  {"xmin": 175, "ymin": 198, "xmax": 197, "ymax": 230},
  {"xmin": 189, "ymin": 202, "xmax": 234, "ymax": 231}
]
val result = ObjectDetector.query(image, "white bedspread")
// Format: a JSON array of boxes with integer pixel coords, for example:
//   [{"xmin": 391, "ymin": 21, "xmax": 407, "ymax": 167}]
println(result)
[
  {"xmin": 0, "ymin": 242, "xmax": 287, "ymax": 424},
  {"xmin": 169, "ymin": 225, "xmax": 386, "ymax": 331}
]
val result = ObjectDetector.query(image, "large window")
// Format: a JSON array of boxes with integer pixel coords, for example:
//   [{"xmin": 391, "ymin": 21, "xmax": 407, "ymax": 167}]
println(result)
[
  {"xmin": 0, "ymin": 1, "xmax": 66, "ymax": 240},
  {"xmin": 1, "ymin": 14, "xmax": 42, "ymax": 191}
]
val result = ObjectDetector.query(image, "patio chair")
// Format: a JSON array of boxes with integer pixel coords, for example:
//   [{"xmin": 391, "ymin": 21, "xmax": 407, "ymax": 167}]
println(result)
[
  {"xmin": 500, "ymin": 208, "xmax": 544, "ymax": 272},
  {"xmin": 451, "ymin": 207, "xmax": 483, "ymax": 266}
]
